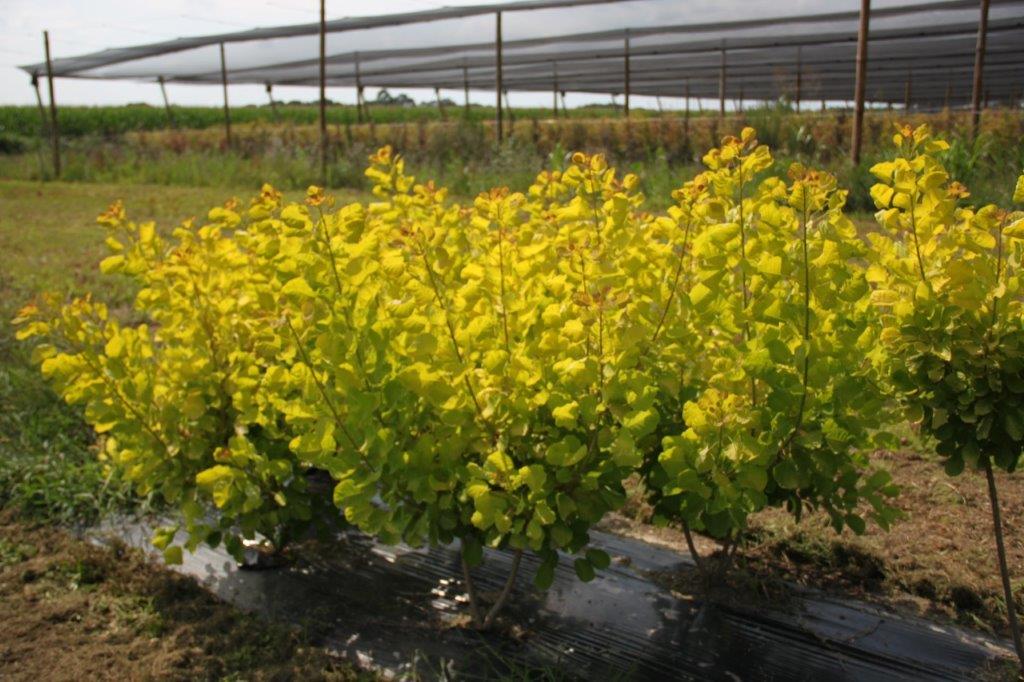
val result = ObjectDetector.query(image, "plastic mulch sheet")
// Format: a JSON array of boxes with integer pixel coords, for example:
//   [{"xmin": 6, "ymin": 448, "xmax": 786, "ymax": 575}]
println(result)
[{"xmin": 90, "ymin": 519, "xmax": 1013, "ymax": 680}]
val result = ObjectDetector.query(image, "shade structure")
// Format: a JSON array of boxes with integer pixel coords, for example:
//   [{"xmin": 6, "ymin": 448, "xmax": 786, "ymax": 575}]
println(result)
[{"xmin": 19, "ymin": 0, "xmax": 1024, "ymax": 107}]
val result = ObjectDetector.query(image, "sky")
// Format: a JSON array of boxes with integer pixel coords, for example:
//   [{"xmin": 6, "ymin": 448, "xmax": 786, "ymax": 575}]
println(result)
[{"xmin": 0, "ymin": 0, "xmax": 677, "ymax": 111}]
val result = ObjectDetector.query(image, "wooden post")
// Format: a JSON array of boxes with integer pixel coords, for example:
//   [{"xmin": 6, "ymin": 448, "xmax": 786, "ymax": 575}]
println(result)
[
  {"xmin": 795, "ymin": 46, "xmax": 802, "ymax": 114},
  {"xmin": 219, "ymin": 42, "xmax": 231, "ymax": 147},
  {"xmin": 684, "ymin": 78, "xmax": 691, "ymax": 139},
  {"xmin": 30, "ymin": 74, "xmax": 49, "ymax": 178},
  {"xmin": 553, "ymin": 61, "xmax": 559, "ymax": 119},
  {"xmin": 319, "ymin": 0, "xmax": 327, "ymax": 185},
  {"xmin": 623, "ymin": 30, "xmax": 631, "ymax": 118},
  {"xmin": 463, "ymin": 64, "xmax": 470, "ymax": 118},
  {"xmin": 43, "ymin": 30, "xmax": 60, "ymax": 178},
  {"xmin": 435, "ymin": 87, "xmax": 446, "ymax": 120},
  {"xmin": 495, "ymin": 10, "xmax": 503, "ymax": 143},
  {"xmin": 355, "ymin": 51, "xmax": 364, "ymax": 124},
  {"xmin": 719, "ymin": 42, "xmax": 727, "ymax": 120},
  {"xmin": 971, "ymin": 0, "xmax": 990, "ymax": 138},
  {"xmin": 158, "ymin": 76, "xmax": 176, "ymax": 128},
  {"xmin": 945, "ymin": 82, "xmax": 953, "ymax": 129},
  {"xmin": 266, "ymin": 83, "xmax": 280, "ymax": 121},
  {"xmin": 850, "ymin": 0, "xmax": 870, "ymax": 164}
]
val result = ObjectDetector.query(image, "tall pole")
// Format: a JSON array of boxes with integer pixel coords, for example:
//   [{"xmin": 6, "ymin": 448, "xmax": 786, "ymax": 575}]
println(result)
[
  {"xmin": 463, "ymin": 64, "xmax": 470, "ymax": 117},
  {"xmin": 624, "ymin": 30, "xmax": 631, "ymax": 118},
  {"xmin": 495, "ymin": 10, "xmax": 503, "ymax": 143},
  {"xmin": 850, "ymin": 0, "xmax": 870, "ymax": 164},
  {"xmin": 355, "ymin": 52, "xmax": 364, "ymax": 124},
  {"xmin": 719, "ymin": 41, "xmax": 727, "ymax": 121},
  {"xmin": 553, "ymin": 61, "xmax": 559, "ymax": 119},
  {"xmin": 266, "ymin": 83, "xmax": 280, "ymax": 121},
  {"xmin": 795, "ymin": 46, "xmax": 803, "ymax": 114},
  {"xmin": 43, "ymin": 30, "xmax": 60, "ymax": 178},
  {"xmin": 971, "ymin": 0, "xmax": 990, "ymax": 138},
  {"xmin": 684, "ymin": 78, "xmax": 691, "ymax": 138},
  {"xmin": 319, "ymin": 0, "xmax": 327, "ymax": 185},
  {"xmin": 158, "ymin": 76, "xmax": 176, "ymax": 128},
  {"xmin": 435, "ymin": 87, "xmax": 446, "ymax": 120},
  {"xmin": 219, "ymin": 42, "xmax": 231, "ymax": 147},
  {"xmin": 30, "ymin": 75, "xmax": 48, "ymax": 178}
]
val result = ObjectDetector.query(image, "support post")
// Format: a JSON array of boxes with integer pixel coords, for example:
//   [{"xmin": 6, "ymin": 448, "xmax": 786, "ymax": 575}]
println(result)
[
  {"xmin": 319, "ymin": 0, "xmax": 327, "ymax": 185},
  {"xmin": 553, "ymin": 62, "xmax": 559, "ymax": 119},
  {"xmin": 495, "ymin": 10, "xmax": 503, "ymax": 143},
  {"xmin": 43, "ymin": 30, "xmax": 60, "ymax": 178},
  {"xmin": 971, "ymin": 0, "xmax": 990, "ymax": 138},
  {"xmin": 795, "ymin": 46, "xmax": 802, "ymax": 114},
  {"xmin": 355, "ymin": 52, "xmax": 364, "ymax": 124},
  {"xmin": 463, "ymin": 64, "xmax": 470, "ymax": 117},
  {"xmin": 30, "ymin": 75, "xmax": 48, "ymax": 178},
  {"xmin": 850, "ymin": 0, "xmax": 870, "ymax": 164},
  {"xmin": 719, "ymin": 41, "xmax": 727, "ymax": 121},
  {"xmin": 684, "ymin": 78, "xmax": 691, "ymax": 138},
  {"xmin": 624, "ymin": 30, "xmax": 631, "ymax": 118},
  {"xmin": 158, "ymin": 76, "xmax": 176, "ymax": 128},
  {"xmin": 266, "ymin": 83, "xmax": 280, "ymax": 121},
  {"xmin": 219, "ymin": 42, "xmax": 231, "ymax": 147},
  {"xmin": 435, "ymin": 87, "xmax": 446, "ymax": 120},
  {"xmin": 904, "ymin": 70, "xmax": 912, "ymax": 110},
  {"xmin": 560, "ymin": 91, "xmax": 567, "ymax": 114}
]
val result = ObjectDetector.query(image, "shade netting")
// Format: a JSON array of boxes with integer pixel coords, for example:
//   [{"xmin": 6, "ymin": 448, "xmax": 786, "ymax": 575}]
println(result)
[{"xmin": 20, "ymin": 0, "xmax": 1024, "ymax": 106}]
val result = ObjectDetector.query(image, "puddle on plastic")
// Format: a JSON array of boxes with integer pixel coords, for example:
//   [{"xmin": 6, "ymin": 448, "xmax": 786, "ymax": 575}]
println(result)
[{"xmin": 90, "ymin": 519, "xmax": 1013, "ymax": 681}]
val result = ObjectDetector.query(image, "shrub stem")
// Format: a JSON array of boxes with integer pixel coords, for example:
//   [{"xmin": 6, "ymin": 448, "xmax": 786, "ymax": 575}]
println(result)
[{"xmin": 984, "ymin": 458, "xmax": 1024, "ymax": 668}]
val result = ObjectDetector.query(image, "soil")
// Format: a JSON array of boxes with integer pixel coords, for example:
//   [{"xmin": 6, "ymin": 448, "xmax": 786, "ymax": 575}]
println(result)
[
  {"xmin": 608, "ymin": 448, "xmax": 1024, "ymax": 641},
  {"xmin": 0, "ymin": 510, "xmax": 366, "ymax": 681}
]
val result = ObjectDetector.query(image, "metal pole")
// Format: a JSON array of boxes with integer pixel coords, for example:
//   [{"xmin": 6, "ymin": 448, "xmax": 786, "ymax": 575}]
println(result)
[
  {"xmin": 158, "ymin": 76, "xmax": 176, "ymax": 128},
  {"xmin": 971, "ymin": 0, "xmax": 990, "ymax": 138},
  {"xmin": 495, "ymin": 10, "xmax": 503, "ymax": 142},
  {"xmin": 624, "ymin": 30, "xmax": 631, "ymax": 118},
  {"xmin": 851, "ymin": 0, "xmax": 870, "ymax": 164},
  {"xmin": 795, "ymin": 46, "xmax": 802, "ymax": 114},
  {"xmin": 319, "ymin": 0, "xmax": 327, "ymax": 184},
  {"xmin": 719, "ymin": 41, "xmax": 727, "ymax": 120},
  {"xmin": 43, "ymin": 30, "xmax": 60, "ymax": 178},
  {"xmin": 219, "ymin": 42, "xmax": 231, "ymax": 147},
  {"xmin": 463, "ymin": 64, "xmax": 470, "ymax": 117}
]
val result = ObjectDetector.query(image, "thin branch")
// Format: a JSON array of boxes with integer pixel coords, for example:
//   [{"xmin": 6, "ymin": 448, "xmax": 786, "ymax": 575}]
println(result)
[
  {"xmin": 482, "ymin": 549, "xmax": 524, "ymax": 628},
  {"xmin": 461, "ymin": 546, "xmax": 484, "ymax": 628},
  {"xmin": 681, "ymin": 520, "xmax": 708, "ymax": 575},
  {"xmin": 984, "ymin": 458, "xmax": 1024, "ymax": 668},
  {"xmin": 283, "ymin": 314, "xmax": 360, "ymax": 452}
]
